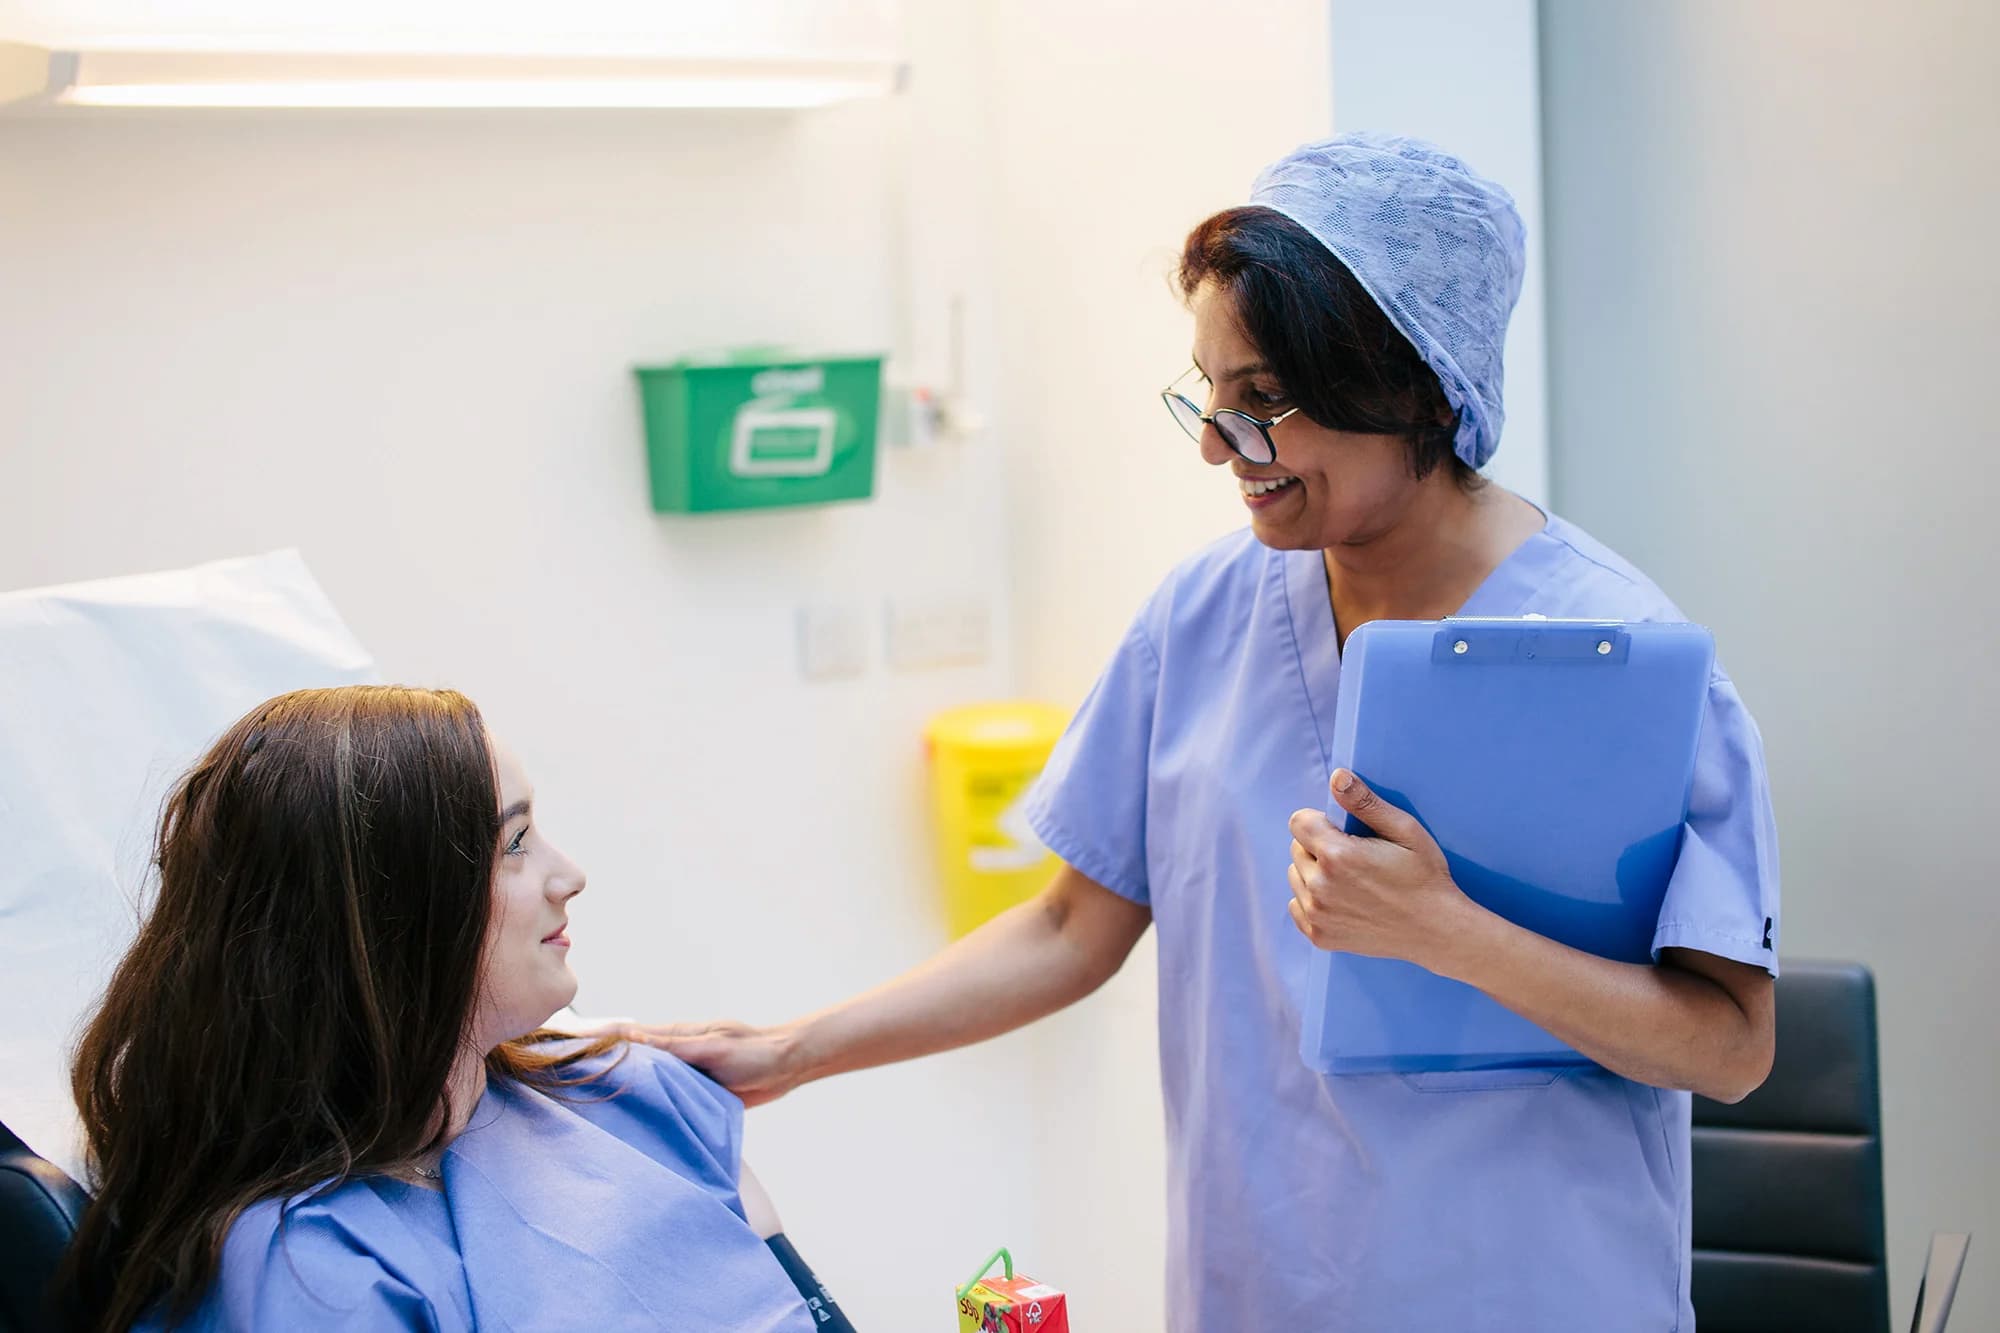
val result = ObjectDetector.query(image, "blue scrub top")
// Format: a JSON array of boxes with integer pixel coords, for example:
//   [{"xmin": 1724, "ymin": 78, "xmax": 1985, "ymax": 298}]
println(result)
[
  {"xmin": 1023, "ymin": 513, "xmax": 1781, "ymax": 1333},
  {"xmin": 143, "ymin": 1045, "xmax": 816, "ymax": 1332}
]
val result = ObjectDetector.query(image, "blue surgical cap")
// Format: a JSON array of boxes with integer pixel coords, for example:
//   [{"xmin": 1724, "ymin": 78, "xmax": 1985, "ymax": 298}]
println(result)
[{"xmin": 1249, "ymin": 133, "xmax": 1526, "ymax": 471}]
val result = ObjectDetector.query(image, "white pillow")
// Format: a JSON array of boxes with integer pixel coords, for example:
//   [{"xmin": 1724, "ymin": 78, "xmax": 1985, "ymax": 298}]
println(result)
[{"xmin": 0, "ymin": 550, "xmax": 376, "ymax": 1180}]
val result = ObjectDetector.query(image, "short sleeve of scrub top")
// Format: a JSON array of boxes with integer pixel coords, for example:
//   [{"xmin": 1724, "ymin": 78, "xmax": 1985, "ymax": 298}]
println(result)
[
  {"xmin": 1021, "ymin": 600, "xmax": 1165, "ymax": 907},
  {"xmin": 1652, "ymin": 672, "xmax": 1781, "ymax": 972}
]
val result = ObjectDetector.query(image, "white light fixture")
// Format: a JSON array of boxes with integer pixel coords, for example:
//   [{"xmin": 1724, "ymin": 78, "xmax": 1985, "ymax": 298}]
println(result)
[{"xmin": 0, "ymin": 43, "xmax": 904, "ymax": 109}]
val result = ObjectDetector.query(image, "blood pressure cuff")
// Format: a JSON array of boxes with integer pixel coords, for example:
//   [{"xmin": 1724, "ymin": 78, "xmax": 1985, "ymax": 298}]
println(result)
[{"xmin": 765, "ymin": 1233, "xmax": 856, "ymax": 1331}]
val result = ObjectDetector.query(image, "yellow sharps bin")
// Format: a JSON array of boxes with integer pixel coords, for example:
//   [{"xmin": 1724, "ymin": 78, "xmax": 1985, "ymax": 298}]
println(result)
[{"xmin": 924, "ymin": 702, "xmax": 1070, "ymax": 937}]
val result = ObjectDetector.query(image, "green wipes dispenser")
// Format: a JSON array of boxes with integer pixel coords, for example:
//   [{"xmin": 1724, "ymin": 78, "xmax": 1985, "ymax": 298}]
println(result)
[{"xmin": 634, "ymin": 350, "xmax": 884, "ymax": 513}]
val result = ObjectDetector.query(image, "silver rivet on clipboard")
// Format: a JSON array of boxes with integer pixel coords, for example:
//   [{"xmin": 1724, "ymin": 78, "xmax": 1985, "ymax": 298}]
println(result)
[
  {"xmin": 1453, "ymin": 640, "xmax": 1469, "ymax": 655},
  {"xmin": 1597, "ymin": 640, "xmax": 1612, "ymax": 655}
]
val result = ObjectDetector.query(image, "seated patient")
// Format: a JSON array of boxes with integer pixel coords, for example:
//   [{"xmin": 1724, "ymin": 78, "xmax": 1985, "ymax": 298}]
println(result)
[{"xmin": 60, "ymin": 685, "xmax": 827, "ymax": 1332}]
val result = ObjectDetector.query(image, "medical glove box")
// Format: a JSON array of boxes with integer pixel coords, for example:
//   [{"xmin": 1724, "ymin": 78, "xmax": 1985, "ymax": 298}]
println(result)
[{"xmin": 635, "ymin": 351, "xmax": 883, "ymax": 513}]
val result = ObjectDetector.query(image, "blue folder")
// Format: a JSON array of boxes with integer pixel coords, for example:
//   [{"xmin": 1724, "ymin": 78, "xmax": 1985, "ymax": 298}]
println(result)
[{"xmin": 1299, "ymin": 618, "xmax": 1714, "ymax": 1074}]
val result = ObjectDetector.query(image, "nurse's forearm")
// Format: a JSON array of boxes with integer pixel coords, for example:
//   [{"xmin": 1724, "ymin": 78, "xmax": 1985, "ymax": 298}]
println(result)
[
  {"xmin": 1427, "ymin": 905, "xmax": 1775, "ymax": 1102},
  {"xmin": 784, "ymin": 866, "xmax": 1150, "ymax": 1084}
]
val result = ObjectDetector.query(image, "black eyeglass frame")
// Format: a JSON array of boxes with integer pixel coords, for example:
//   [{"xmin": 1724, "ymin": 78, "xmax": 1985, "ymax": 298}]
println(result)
[{"xmin": 1159, "ymin": 365, "xmax": 1301, "ymax": 466}]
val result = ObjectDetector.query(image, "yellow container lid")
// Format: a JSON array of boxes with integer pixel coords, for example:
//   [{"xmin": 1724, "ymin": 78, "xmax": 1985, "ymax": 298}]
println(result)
[{"xmin": 924, "ymin": 701, "xmax": 1069, "ymax": 759}]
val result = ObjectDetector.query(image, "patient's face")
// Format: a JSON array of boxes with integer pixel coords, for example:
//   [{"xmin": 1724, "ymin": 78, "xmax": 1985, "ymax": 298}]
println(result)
[{"xmin": 474, "ymin": 732, "xmax": 585, "ymax": 1047}]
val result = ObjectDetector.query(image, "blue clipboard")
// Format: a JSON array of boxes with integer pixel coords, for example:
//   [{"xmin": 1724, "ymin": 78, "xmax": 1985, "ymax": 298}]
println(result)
[{"xmin": 1299, "ymin": 617, "xmax": 1714, "ymax": 1074}]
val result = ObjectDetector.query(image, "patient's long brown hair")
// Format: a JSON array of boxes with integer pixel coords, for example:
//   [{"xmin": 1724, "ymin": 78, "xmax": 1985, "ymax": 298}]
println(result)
[{"xmin": 60, "ymin": 685, "xmax": 610, "ymax": 1333}]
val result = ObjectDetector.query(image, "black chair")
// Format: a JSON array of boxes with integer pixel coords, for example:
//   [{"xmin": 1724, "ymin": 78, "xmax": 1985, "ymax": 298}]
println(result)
[
  {"xmin": 0, "ymin": 1117, "xmax": 89, "ymax": 1333},
  {"xmin": 1692, "ymin": 959, "xmax": 1970, "ymax": 1332}
]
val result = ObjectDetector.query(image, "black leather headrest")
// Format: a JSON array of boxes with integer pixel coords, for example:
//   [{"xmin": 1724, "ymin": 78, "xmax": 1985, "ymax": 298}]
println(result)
[{"xmin": 0, "ymin": 1118, "xmax": 91, "ymax": 1333}]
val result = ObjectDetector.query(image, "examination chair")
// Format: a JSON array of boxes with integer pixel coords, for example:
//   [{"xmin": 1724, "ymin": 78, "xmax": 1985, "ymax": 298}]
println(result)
[{"xmin": 1692, "ymin": 959, "xmax": 1971, "ymax": 1332}]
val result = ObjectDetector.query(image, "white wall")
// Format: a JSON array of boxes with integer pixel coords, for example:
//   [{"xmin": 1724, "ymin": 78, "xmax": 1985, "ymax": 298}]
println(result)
[
  {"xmin": 1329, "ymin": 0, "xmax": 1550, "ymax": 506},
  {"xmin": 0, "ymin": 11, "xmax": 1032, "ymax": 1324},
  {"xmin": 1540, "ymin": 1, "xmax": 1999, "ymax": 1326}
]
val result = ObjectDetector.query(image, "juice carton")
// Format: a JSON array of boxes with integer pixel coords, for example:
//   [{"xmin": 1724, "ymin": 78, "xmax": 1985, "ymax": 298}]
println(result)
[{"xmin": 956, "ymin": 1248, "xmax": 1070, "ymax": 1333}]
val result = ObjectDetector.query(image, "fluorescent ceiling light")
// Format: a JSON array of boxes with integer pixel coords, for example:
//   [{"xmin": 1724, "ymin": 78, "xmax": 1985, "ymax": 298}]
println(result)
[
  {"xmin": 0, "ymin": 45, "xmax": 904, "ymax": 109},
  {"xmin": 60, "ymin": 79, "xmax": 890, "ymax": 109},
  {"xmin": 0, "ymin": 0, "xmax": 903, "ymax": 61}
]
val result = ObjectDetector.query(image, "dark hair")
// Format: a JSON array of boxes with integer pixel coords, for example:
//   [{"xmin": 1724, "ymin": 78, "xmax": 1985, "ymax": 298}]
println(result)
[
  {"xmin": 1179, "ymin": 205, "xmax": 1479, "ymax": 487},
  {"xmin": 61, "ymin": 685, "xmax": 610, "ymax": 1333}
]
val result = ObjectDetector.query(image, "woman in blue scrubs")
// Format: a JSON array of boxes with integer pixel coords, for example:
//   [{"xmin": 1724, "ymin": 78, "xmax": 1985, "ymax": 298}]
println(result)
[
  {"xmin": 640, "ymin": 134, "xmax": 1780, "ymax": 1331},
  {"xmin": 61, "ymin": 686, "xmax": 836, "ymax": 1332}
]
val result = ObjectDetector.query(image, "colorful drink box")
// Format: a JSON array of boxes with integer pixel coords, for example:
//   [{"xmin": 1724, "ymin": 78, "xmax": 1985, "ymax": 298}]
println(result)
[{"xmin": 956, "ymin": 1249, "xmax": 1070, "ymax": 1333}]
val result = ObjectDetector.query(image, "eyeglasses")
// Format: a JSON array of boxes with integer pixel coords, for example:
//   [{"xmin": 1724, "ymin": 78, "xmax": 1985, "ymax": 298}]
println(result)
[{"xmin": 1160, "ymin": 365, "xmax": 1301, "ymax": 466}]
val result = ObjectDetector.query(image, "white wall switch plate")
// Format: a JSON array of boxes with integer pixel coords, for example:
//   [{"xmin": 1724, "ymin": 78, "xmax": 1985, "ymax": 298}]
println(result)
[{"xmin": 797, "ymin": 604, "xmax": 869, "ymax": 681}]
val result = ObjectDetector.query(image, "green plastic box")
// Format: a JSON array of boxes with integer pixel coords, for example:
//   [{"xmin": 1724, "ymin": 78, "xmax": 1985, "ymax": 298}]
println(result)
[{"xmin": 635, "ymin": 351, "xmax": 884, "ymax": 513}]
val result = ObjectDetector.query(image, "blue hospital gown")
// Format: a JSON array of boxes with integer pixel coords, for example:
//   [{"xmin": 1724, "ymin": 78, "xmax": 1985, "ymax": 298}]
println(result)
[
  {"xmin": 145, "ymin": 1044, "xmax": 816, "ymax": 1331},
  {"xmin": 1023, "ymin": 513, "xmax": 1781, "ymax": 1332}
]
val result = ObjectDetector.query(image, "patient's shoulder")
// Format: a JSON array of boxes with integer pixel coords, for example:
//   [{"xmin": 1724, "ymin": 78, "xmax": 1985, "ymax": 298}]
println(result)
[
  {"xmin": 568, "ymin": 1039, "xmax": 735, "ymax": 1102},
  {"xmin": 552, "ymin": 1042, "xmax": 745, "ymax": 1205}
]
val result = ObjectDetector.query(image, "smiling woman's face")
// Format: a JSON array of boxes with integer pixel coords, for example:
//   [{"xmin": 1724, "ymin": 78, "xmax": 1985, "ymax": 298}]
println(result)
[
  {"xmin": 1188, "ymin": 280, "xmax": 1435, "ymax": 553},
  {"xmin": 471, "ymin": 732, "xmax": 586, "ymax": 1048}
]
